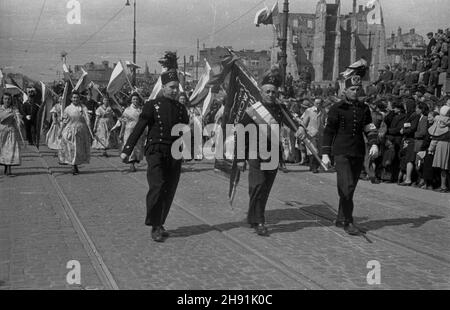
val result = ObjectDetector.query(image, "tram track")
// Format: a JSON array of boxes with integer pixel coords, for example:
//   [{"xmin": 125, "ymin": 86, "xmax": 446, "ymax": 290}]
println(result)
[
  {"xmin": 35, "ymin": 148, "xmax": 119, "ymax": 290},
  {"xmin": 35, "ymin": 146, "xmax": 449, "ymax": 289},
  {"xmin": 200, "ymin": 167, "xmax": 450, "ymax": 268},
  {"xmin": 94, "ymin": 154, "xmax": 326, "ymax": 290}
]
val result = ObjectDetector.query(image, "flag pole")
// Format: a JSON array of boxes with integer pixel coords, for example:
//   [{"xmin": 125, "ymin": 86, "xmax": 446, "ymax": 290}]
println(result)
[{"xmin": 120, "ymin": 59, "xmax": 144, "ymax": 101}]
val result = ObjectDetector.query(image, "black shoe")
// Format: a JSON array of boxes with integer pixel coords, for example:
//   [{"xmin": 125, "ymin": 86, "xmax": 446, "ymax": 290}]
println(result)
[
  {"xmin": 72, "ymin": 166, "xmax": 79, "ymax": 175},
  {"xmin": 312, "ymin": 169, "xmax": 319, "ymax": 174},
  {"xmin": 335, "ymin": 220, "xmax": 346, "ymax": 228},
  {"xmin": 160, "ymin": 226, "xmax": 169, "ymax": 237},
  {"xmin": 151, "ymin": 227, "xmax": 164, "ymax": 242},
  {"xmin": 370, "ymin": 177, "xmax": 381, "ymax": 184},
  {"xmin": 254, "ymin": 224, "xmax": 269, "ymax": 237},
  {"xmin": 344, "ymin": 223, "xmax": 363, "ymax": 236}
]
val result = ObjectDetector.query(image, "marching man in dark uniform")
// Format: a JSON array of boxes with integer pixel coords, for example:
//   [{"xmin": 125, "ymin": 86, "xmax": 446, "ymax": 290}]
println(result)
[
  {"xmin": 244, "ymin": 71, "xmax": 306, "ymax": 236},
  {"xmin": 321, "ymin": 60, "xmax": 379, "ymax": 236},
  {"xmin": 21, "ymin": 86, "xmax": 40, "ymax": 146},
  {"xmin": 120, "ymin": 52, "xmax": 189, "ymax": 243}
]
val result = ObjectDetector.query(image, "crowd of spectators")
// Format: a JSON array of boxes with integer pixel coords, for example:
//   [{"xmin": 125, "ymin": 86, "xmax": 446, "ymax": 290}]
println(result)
[{"xmin": 279, "ymin": 28, "xmax": 450, "ymax": 192}]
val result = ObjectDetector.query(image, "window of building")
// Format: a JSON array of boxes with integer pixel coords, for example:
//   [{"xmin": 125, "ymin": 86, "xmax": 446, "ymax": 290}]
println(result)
[
  {"xmin": 307, "ymin": 51, "xmax": 313, "ymax": 61},
  {"xmin": 307, "ymin": 20, "xmax": 313, "ymax": 29},
  {"xmin": 293, "ymin": 19, "xmax": 298, "ymax": 28},
  {"xmin": 251, "ymin": 60, "xmax": 260, "ymax": 66}
]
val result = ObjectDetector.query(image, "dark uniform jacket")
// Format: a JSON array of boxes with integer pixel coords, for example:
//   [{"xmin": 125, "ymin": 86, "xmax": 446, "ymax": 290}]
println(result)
[
  {"xmin": 322, "ymin": 100, "xmax": 377, "ymax": 158},
  {"xmin": 122, "ymin": 96, "xmax": 189, "ymax": 156},
  {"xmin": 21, "ymin": 98, "xmax": 40, "ymax": 125}
]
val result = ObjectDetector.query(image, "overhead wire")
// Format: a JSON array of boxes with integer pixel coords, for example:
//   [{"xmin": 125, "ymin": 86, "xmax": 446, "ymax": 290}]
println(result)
[
  {"xmin": 24, "ymin": 0, "xmax": 47, "ymax": 54},
  {"xmin": 67, "ymin": 6, "xmax": 127, "ymax": 55}
]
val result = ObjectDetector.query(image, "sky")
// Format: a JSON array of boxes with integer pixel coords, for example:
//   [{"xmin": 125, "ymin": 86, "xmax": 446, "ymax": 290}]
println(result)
[{"xmin": 0, "ymin": 0, "xmax": 448, "ymax": 82}]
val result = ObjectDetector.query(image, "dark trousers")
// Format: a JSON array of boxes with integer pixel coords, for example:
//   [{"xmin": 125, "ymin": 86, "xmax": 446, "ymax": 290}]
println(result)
[
  {"xmin": 247, "ymin": 159, "xmax": 278, "ymax": 225},
  {"xmin": 334, "ymin": 155, "xmax": 364, "ymax": 224},
  {"xmin": 145, "ymin": 152, "xmax": 182, "ymax": 227},
  {"xmin": 24, "ymin": 120, "xmax": 36, "ymax": 145}
]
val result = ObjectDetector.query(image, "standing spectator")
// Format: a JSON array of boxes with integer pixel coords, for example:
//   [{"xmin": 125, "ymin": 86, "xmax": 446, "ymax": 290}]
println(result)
[
  {"xmin": 301, "ymin": 98, "xmax": 325, "ymax": 173},
  {"xmin": 428, "ymin": 106, "xmax": 450, "ymax": 192},
  {"xmin": 413, "ymin": 102, "xmax": 430, "ymax": 187},
  {"xmin": 429, "ymin": 54, "xmax": 441, "ymax": 94},
  {"xmin": 384, "ymin": 101, "xmax": 407, "ymax": 182},
  {"xmin": 326, "ymin": 84, "xmax": 335, "ymax": 97},
  {"xmin": 426, "ymin": 32, "xmax": 437, "ymax": 56},
  {"xmin": 398, "ymin": 100, "xmax": 421, "ymax": 186}
]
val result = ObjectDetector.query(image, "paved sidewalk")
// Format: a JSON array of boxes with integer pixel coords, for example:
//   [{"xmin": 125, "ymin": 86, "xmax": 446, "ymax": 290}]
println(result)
[{"xmin": 0, "ymin": 146, "xmax": 103, "ymax": 290}]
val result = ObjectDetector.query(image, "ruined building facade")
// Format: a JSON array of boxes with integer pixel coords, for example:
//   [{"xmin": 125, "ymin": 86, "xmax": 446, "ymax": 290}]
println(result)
[{"xmin": 272, "ymin": 0, "xmax": 387, "ymax": 83}]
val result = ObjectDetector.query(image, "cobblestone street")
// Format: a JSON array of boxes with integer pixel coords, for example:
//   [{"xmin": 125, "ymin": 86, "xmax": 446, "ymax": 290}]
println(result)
[{"xmin": 1, "ymin": 145, "xmax": 449, "ymax": 290}]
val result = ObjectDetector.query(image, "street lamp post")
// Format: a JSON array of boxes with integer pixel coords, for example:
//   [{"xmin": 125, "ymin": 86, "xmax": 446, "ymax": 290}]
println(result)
[
  {"xmin": 126, "ymin": 0, "xmax": 137, "ymax": 87},
  {"xmin": 280, "ymin": 0, "xmax": 289, "ymax": 88}
]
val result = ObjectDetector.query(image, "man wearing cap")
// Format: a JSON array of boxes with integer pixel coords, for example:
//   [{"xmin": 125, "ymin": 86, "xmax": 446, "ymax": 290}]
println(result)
[
  {"xmin": 321, "ymin": 60, "xmax": 379, "ymax": 236},
  {"xmin": 242, "ymin": 71, "xmax": 306, "ymax": 236},
  {"xmin": 120, "ymin": 55, "xmax": 189, "ymax": 243}
]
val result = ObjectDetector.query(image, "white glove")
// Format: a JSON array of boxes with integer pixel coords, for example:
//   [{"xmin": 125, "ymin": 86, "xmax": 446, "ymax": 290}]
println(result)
[
  {"xmin": 321, "ymin": 154, "xmax": 331, "ymax": 168},
  {"xmin": 26, "ymin": 115, "xmax": 31, "ymax": 120},
  {"xmin": 295, "ymin": 127, "xmax": 306, "ymax": 140},
  {"xmin": 369, "ymin": 145, "xmax": 379, "ymax": 158}
]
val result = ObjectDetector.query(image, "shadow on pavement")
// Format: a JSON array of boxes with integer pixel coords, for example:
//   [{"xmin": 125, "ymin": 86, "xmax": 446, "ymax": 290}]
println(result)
[{"xmin": 359, "ymin": 215, "xmax": 444, "ymax": 231}]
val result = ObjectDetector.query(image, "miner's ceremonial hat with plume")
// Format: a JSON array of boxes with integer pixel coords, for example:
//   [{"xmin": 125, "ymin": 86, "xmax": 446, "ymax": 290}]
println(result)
[
  {"xmin": 159, "ymin": 51, "xmax": 179, "ymax": 85},
  {"xmin": 341, "ymin": 58, "xmax": 368, "ymax": 89}
]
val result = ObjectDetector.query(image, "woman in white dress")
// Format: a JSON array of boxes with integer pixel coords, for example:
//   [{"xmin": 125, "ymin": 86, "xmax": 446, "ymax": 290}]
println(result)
[
  {"xmin": 0, "ymin": 93, "xmax": 22, "ymax": 176},
  {"xmin": 46, "ymin": 96, "xmax": 63, "ymax": 150},
  {"xmin": 58, "ymin": 91, "xmax": 91, "ymax": 175},
  {"xmin": 112, "ymin": 93, "xmax": 145, "ymax": 172},
  {"xmin": 92, "ymin": 96, "xmax": 116, "ymax": 157}
]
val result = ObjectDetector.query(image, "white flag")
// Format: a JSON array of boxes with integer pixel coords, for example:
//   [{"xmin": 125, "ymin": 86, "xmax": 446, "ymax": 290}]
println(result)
[
  {"xmin": 201, "ymin": 88, "xmax": 213, "ymax": 117},
  {"xmin": 366, "ymin": 0, "xmax": 382, "ymax": 25},
  {"xmin": 107, "ymin": 61, "xmax": 129, "ymax": 95},
  {"xmin": 74, "ymin": 68, "xmax": 88, "ymax": 92}
]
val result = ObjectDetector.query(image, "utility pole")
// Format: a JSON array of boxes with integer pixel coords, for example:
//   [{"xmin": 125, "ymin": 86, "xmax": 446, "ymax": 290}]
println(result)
[
  {"xmin": 126, "ymin": 0, "xmax": 137, "ymax": 86},
  {"xmin": 280, "ymin": 0, "xmax": 289, "ymax": 88},
  {"xmin": 196, "ymin": 38, "xmax": 199, "ymax": 82},
  {"xmin": 183, "ymin": 55, "xmax": 187, "ymax": 89}
]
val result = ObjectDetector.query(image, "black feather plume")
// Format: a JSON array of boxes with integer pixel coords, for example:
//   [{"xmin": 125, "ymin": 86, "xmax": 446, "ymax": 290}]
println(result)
[{"xmin": 158, "ymin": 51, "xmax": 178, "ymax": 70}]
